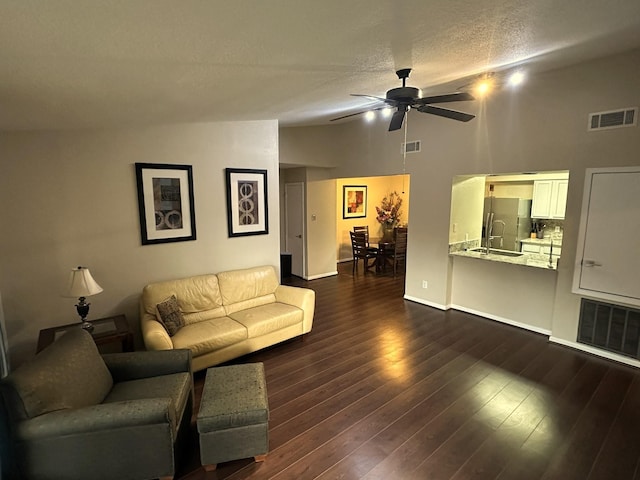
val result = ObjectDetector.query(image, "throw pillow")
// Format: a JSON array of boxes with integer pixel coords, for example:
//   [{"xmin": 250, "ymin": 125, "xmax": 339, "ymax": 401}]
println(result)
[{"xmin": 156, "ymin": 295, "xmax": 185, "ymax": 336}]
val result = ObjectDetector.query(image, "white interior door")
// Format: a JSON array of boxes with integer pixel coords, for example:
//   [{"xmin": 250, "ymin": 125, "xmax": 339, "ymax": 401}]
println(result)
[
  {"xmin": 574, "ymin": 169, "xmax": 640, "ymax": 304},
  {"xmin": 285, "ymin": 183, "xmax": 305, "ymax": 278}
]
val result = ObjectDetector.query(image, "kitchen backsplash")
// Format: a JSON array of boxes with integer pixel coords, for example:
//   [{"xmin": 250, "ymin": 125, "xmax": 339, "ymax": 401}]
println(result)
[
  {"xmin": 532, "ymin": 219, "xmax": 564, "ymax": 243},
  {"xmin": 449, "ymin": 220, "xmax": 563, "ymax": 254}
]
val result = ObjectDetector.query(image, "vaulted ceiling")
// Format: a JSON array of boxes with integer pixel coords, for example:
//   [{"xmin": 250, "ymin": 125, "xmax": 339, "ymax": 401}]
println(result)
[{"xmin": 2, "ymin": 0, "xmax": 640, "ymax": 131}]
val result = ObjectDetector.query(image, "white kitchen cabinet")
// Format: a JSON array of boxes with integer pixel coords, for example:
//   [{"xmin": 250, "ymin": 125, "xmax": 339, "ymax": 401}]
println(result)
[
  {"xmin": 521, "ymin": 244, "xmax": 540, "ymax": 254},
  {"xmin": 521, "ymin": 243, "xmax": 561, "ymax": 257},
  {"xmin": 531, "ymin": 179, "xmax": 568, "ymax": 219},
  {"xmin": 531, "ymin": 181, "xmax": 553, "ymax": 218},
  {"xmin": 572, "ymin": 167, "xmax": 640, "ymax": 307},
  {"xmin": 551, "ymin": 180, "xmax": 568, "ymax": 218}
]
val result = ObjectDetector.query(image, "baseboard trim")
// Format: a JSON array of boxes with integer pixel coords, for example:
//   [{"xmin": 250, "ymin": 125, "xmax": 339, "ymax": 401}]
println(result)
[
  {"xmin": 403, "ymin": 298, "xmax": 639, "ymax": 367},
  {"xmin": 305, "ymin": 271, "xmax": 338, "ymax": 281},
  {"xmin": 549, "ymin": 336, "xmax": 640, "ymax": 369},
  {"xmin": 449, "ymin": 304, "xmax": 552, "ymax": 336},
  {"xmin": 403, "ymin": 295, "xmax": 448, "ymax": 311}
]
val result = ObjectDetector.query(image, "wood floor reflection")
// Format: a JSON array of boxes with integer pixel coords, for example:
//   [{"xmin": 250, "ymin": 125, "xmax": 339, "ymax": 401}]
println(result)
[{"xmin": 177, "ymin": 262, "xmax": 640, "ymax": 480}]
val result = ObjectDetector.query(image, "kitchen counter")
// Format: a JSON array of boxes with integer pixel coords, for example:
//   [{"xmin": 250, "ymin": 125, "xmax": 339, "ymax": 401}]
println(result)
[{"xmin": 449, "ymin": 248, "xmax": 558, "ymax": 270}]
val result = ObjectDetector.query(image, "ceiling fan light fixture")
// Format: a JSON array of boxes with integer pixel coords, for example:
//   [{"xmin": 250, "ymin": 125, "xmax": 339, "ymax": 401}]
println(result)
[{"xmin": 473, "ymin": 74, "xmax": 495, "ymax": 97}]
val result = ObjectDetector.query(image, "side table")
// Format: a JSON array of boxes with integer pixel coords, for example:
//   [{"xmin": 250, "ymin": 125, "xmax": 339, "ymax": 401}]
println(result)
[{"xmin": 37, "ymin": 314, "xmax": 134, "ymax": 354}]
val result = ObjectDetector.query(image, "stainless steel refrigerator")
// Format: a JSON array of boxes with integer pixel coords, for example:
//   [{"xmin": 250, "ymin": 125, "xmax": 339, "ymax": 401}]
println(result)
[{"xmin": 482, "ymin": 198, "xmax": 532, "ymax": 251}]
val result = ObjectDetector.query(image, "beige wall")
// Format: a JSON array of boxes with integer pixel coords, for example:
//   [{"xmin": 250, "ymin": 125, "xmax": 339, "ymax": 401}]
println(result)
[
  {"xmin": 280, "ymin": 48, "xmax": 640, "ymax": 355},
  {"xmin": 451, "ymin": 256, "xmax": 557, "ymax": 334},
  {"xmin": 307, "ymin": 179, "xmax": 338, "ymax": 279},
  {"xmin": 0, "ymin": 120, "xmax": 280, "ymax": 366},
  {"xmin": 280, "ymin": 126, "xmax": 340, "ymax": 168}
]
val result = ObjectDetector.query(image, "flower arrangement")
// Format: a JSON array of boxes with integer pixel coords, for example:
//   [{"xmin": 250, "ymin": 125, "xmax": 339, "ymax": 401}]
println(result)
[{"xmin": 375, "ymin": 191, "xmax": 403, "ymax": 227}]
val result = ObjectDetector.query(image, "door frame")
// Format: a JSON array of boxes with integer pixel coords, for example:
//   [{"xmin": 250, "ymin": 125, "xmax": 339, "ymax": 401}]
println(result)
[{"xmin": 572, "ymin": 166, "xmax": 640, "ymax": 307}]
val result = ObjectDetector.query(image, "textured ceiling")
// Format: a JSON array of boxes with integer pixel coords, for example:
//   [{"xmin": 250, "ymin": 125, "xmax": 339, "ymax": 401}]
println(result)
[{"xmin": 1, "ymin": 0, "xmax": 640, "ymax": 131}]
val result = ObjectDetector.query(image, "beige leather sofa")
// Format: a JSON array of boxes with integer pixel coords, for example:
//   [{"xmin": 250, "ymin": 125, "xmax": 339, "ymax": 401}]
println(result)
[{"xmin": 140, "ymin": 265, "xmax": 315, "ymax": 371}]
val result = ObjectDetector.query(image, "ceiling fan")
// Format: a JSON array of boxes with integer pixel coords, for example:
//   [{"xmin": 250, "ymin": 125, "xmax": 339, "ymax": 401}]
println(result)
[{"xmin": 331, "ymin": 68, "xmax": 476, "ymax": 131}]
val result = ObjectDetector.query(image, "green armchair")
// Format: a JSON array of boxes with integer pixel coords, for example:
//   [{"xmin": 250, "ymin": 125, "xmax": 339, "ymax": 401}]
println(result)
[{"xmin": 0, "ymin": 328, "xmax": 193, "ymax": 480}]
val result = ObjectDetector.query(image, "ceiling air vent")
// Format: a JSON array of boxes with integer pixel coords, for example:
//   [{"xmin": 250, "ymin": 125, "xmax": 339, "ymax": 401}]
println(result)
[
  {"xmin": 401, "ymin": 140, "xmax": 421, "ymax": 154},
  {"xmin": 588, "ymin": 107, "xmax": 637, "ymax": 131}
]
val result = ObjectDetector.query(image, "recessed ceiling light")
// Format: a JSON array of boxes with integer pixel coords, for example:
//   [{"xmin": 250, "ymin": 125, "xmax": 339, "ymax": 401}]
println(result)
[
  {"xmin": 381, "ymin": 107, "xmax": 393, "ymax": 118},
  {"xmin": 364, "ymin": 111, "xmax": 376, "ymax": 122},
  {"xmin": 508, "ymin": 71, "xmax": 526, "ymax": 87}
]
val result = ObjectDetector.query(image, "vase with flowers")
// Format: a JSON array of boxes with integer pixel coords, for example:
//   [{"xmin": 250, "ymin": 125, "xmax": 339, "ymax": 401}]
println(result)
[{"xmin": 375, "ymin": 191, "xmax": 403, "ymax": 242}]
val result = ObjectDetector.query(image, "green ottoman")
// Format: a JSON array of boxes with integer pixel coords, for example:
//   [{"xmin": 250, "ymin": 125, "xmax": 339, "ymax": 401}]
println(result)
[{"xmin": 197, "ymin": 363, "xmax": 269, "ymax": 471}]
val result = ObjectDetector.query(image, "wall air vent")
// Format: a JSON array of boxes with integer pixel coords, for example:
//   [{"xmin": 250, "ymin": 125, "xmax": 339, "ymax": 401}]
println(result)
[
  {"xmin": 401, "ymin": 140, "xmax": 421, "ymax": 154},
  {"xmin": 588, "ymin": 107, "xmax": 637, "ymax": 131}
]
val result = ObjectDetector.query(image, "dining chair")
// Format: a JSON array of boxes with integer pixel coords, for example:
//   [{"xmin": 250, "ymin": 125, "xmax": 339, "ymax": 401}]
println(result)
[
  {"xmin": 353, "ymin": 225, "xmax": 370, "ymax": 244},
  {"xmin": 353, "ymin": 225, "xmax": 378, "ymax": 254},
  {"xmin": 394, "ymin": 226, "xmax": 408, "ymax": 237},
  {"xmin": 389, "ymin": 231, "xmax": 408, "ymax": 276},
  {"xmin": 350, "ymin": 231, "xmax": 378, "ymax": 273}
]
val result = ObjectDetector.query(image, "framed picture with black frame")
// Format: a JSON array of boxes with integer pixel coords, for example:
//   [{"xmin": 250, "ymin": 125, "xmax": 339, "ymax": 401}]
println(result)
[
  {"xmin": 135, "ymin": 163, "xmax": 197, "ymax": 245},
  {"xmin": 225, "ymin": 168, "xmax": 269, "ymax": 237},
  {"xmin": 343, "ymin": 185, "xmax": 367, "ymax": 219}
]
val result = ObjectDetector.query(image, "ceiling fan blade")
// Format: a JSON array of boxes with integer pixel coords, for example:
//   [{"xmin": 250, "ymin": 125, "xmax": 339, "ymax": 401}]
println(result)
[
  {"xmin": 351, "ymin": 94, "xmax": 398, "ymax": 107},
  {"xmin": 388, "ymin": 109, "xmax": 406, "ymax": 131},
  {"xmin": 417, "ymin": 105, "xmax": 475, "ymax": 122},
  {"xmin": 330, "ymin": 110, "xmax": 369, "ymax": 122},
  {"xmin": 414, "ymin": 92, "xmax": 475, "ymax": 105},
  {"xmin": 330, "ymin": 105, "xmax": 389, "ymax": 123}
]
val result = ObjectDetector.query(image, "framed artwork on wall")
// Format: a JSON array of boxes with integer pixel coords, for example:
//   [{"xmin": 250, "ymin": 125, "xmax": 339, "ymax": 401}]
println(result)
[
  {"xmin": 225, "ymin": 168, "xmax": 269, "ymax": 237},
  {"xmin": 135, "ymin": 163, "xmax": 197, "ymax": 245},
  {"xmin": 343, "ymin": 185, "xmax": 367, "ymax": 219}
]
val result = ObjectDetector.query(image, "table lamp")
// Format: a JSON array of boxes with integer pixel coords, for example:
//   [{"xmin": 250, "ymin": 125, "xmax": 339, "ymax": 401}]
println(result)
[{"xmin": 64, "ymin": 266, "xmax": 103, "ymax": 331}]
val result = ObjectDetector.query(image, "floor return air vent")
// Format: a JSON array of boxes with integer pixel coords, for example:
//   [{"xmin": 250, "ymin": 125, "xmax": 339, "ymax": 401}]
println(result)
[{"xmin": 578, "ymin": 298, "xmax": 640, "ymax": 360}]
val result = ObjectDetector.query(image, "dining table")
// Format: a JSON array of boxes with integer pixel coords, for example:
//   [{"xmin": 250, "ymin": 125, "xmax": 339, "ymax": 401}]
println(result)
[{"xmin": 371, "ymin": 238, "xmax": 395, "ymax": 273}]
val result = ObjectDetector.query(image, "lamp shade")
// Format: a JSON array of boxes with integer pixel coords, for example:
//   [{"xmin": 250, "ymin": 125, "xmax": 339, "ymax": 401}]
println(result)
[{"xmin": 64, "ymin": 266, "xmax": 103, "ymax": 298}]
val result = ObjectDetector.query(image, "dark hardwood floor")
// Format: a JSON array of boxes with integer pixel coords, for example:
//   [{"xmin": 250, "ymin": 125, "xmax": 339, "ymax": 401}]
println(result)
[{"xmin": 176, "ymin": 262, "xmax": 640, "ymax": 479}]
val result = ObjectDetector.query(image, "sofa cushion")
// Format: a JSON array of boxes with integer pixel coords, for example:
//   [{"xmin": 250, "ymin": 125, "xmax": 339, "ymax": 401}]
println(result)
[
  {"xmin": 228, "ymin": 303, "xmax": 303, "ymax": 337},
  {"xmin": 5, "ymin": 328, "xmax": 113, "ymax": 418},
  {"xmin": 156, "ymin": 295, "xmax": 184, "ymax": 336},
  {"xmin": 171, "ymin": 317, "xmax": 248, "ymax": 357},
  {"xmin": 142, "ymin": 274, "xmax": 227, "ymax": 324},
  {"xmin": 217, "ymin": 266, "xmax": 279, "ymax": 307},
  {"xmin": 103, "ymin": 372, "xmax": 191, "ymax": 432},
  {"xmin": 223, "ymin": 293, "xmax": 277, "ymax": 316}
]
